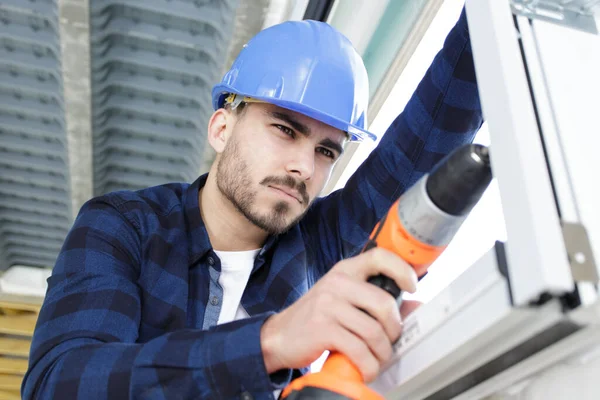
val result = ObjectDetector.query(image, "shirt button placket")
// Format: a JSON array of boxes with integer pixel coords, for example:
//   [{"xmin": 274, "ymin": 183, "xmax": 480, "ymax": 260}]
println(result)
[{"xmin": 210, "ymin": 296, "xmax": 219, "ymax": 306}]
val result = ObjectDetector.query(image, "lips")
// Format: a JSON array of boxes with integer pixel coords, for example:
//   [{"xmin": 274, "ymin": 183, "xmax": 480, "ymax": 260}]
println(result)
[{"xmin": 269, "ymin": 185, "xmax": 302, "ymax": 203}]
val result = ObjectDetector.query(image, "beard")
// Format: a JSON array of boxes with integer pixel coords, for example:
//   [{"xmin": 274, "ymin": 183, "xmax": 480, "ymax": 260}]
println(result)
[{"xmin": 215, "ymin": 134, "xmax": 311, "ymax": 235}]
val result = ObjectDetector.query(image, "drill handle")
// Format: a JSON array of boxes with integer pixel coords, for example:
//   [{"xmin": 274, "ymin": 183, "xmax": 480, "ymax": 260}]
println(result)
[
  {"xmin": 367, "ymin": 274, "xmax": 401, "ymax": 299},
  {"xmin": 362, "ymin": 218, "xmax": 402, "ymax": 300}
]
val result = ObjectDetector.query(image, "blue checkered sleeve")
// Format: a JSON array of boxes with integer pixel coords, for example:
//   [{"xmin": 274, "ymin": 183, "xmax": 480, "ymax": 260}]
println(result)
[
  {"xmin": 22, "ymin": 197, "xmax": 280, "ymax": 400},
  {"xmin": 302, "ymin": 8, "xmax": 483, "ymax": 277}
]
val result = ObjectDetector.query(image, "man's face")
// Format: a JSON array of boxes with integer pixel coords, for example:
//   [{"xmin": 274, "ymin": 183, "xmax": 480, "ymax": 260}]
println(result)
[{"xmin": 215, "ymin": 102, "xmax": 347, "ymax": 235}]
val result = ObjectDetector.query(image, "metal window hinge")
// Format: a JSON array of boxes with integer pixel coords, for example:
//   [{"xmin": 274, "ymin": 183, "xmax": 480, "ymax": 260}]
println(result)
[
  {"xmin": 511, "ymin": 0, "xmax": 599, "ymax": 34},
  {"xmin": 562, "ymin": 221, "xmax": 599, "ymax": 282}
]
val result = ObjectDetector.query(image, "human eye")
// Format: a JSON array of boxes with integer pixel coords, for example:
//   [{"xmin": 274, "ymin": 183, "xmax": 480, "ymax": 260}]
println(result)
[
  {"xmin": 317, "ymin": 147, "xmax": 335, "ymax": 160},
  {"xmin": 275, "ymin": 124, "xmax": 295, "ymax": 138}
]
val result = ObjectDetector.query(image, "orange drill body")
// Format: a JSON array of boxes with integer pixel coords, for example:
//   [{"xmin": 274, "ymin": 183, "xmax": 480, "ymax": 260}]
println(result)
[
  {"xmin": 367, "ymin": 197, "xmax": 446, "ymax": 278},
  {"xmin": 281, "ymin": 353, "xmax": 381, "ymax": 399}
]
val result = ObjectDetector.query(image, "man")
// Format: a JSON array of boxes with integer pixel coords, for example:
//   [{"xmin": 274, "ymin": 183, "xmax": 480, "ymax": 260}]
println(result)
[{"xmin": 22, "ymin": 7, "xmax": 482, "ymax": 400}]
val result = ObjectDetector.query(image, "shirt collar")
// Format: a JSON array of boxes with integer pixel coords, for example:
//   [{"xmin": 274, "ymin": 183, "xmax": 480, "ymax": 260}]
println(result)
[{"xmin": 184, "ymin": 173, "xmax": 280, "ymax": 266}]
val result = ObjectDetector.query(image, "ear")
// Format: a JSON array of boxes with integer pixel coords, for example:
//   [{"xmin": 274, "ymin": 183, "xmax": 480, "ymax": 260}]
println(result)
[{"xmin": 207, "ymin": 108, "xmax": 233, "ymax": 154}]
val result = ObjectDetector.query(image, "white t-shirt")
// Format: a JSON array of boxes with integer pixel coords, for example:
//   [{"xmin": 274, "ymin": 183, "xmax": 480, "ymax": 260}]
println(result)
[
  {"xmin": 213, "ymin": 249, "xmax": 258, "ymax": 325},
  {"xmin": 213, "ymin": 249, "xmax": 283, "ymax": 398}
]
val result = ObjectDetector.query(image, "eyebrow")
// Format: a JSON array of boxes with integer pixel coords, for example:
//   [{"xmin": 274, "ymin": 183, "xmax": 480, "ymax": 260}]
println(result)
[
  {"xmin": 267, "ymin": 110, "xmax": 345, "ymax": 156},
  {"xmin": 269, "ymin": 111, "xmax": 310, "ymax": 135}
]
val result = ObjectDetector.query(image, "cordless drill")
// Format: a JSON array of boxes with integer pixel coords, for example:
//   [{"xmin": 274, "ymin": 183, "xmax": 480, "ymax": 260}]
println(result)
[{"xmin": 281, "ymin": 143, "xmax": 493, "ymax": 399}]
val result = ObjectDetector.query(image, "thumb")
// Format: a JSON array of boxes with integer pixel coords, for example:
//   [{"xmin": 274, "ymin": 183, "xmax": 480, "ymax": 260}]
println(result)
[{"xmin": 400, "ymin": 299, "xmax": 422, "ymax": 319}]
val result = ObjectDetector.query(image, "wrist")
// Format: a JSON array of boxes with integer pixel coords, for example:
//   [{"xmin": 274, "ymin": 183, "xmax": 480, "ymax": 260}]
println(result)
[{"xmin": 260, "ymin": 314, "xmax": 283, "ymax": 373}]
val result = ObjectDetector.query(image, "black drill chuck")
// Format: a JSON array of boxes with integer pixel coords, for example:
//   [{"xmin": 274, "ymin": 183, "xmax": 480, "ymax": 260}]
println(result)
[{"xmin": 425, "ymin": 144, "xmax": 492, "ymax": 216}]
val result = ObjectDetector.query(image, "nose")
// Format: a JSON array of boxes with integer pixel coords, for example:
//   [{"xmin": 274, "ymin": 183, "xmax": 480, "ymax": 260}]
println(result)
[{"xmin": 285, "ymin": 148, "xmax": 315, "ymax": 181}]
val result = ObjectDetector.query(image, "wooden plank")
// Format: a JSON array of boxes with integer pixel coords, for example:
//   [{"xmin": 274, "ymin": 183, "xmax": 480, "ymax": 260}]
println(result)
[
  {"xmin": 0, "ymin": 292, "xmax": 43, "ymax": 314},
  {"xmin": 0, "ymin": 337, "xmax": 31, "ymax": 357},
  {"xmin": 0, "ymin": 357, "xmax": 28, "ymax": 375},
  {"xmin": 0, "ymin": 374, "xmax": 22, "ymax": 391},
  {"xmin": 0, "ymin": 315, "xmax": 37, "ymax": 336},
  {"xmin": 0, "ymin": 308, "xmax": 31, "ymax": 317},
  {"xmin": 0, "ymin": 388, "xmax": 21, "ymax": 400}
]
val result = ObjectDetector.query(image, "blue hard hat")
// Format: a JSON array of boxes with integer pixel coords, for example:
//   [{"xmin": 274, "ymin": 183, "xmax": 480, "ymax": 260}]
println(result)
[{"xmin": 212, "ymin": 20, "xmax": 376, "ymax": 142}]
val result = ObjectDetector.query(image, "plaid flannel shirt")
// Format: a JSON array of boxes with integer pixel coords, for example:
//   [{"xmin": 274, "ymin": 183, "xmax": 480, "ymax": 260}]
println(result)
[{"xmin": 22, "ymin": 8, "xmax": 482, "ymax": 400}]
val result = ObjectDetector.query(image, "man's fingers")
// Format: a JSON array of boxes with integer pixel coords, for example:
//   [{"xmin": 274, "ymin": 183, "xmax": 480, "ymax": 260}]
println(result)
[
  {"xmin": 400, "ymin": 299, "xmax": 422, "ymax": 319},
  {"xmin": 329, "ymin": 326, "xmax": 380, "ymax": 383},
  {"xmin": 337, "ymin": 247, "xmax": 419, "ymax": 293},
  {"xmin": 326, "ymin": 271, "xmax": 402, "ymax": 342},
  {"xmin": 332, "ymin": 301, "xmax": 394, "ymax": 365}
]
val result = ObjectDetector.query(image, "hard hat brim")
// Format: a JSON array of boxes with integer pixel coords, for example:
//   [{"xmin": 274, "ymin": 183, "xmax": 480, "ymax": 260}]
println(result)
[{"xmin": 212, "ymin": 88, "xmax": 377, "ymax": 143}]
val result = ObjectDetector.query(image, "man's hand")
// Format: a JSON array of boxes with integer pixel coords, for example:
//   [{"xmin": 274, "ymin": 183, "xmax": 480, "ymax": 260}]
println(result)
[{"xmin": 260, "ymin": 248, "xmax": 419, "ymax": 382}]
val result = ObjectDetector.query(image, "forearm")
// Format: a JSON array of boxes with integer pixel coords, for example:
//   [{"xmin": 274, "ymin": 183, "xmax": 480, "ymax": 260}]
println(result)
[{"xmin": 23, "ymin": 314, "xmax": 286, "ymax": 400}]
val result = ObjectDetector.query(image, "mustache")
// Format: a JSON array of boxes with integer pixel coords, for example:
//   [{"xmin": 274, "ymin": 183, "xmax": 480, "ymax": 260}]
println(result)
[{"xmin": 260, "ymin": 175, "xmax": 309, "ymax": 205}]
